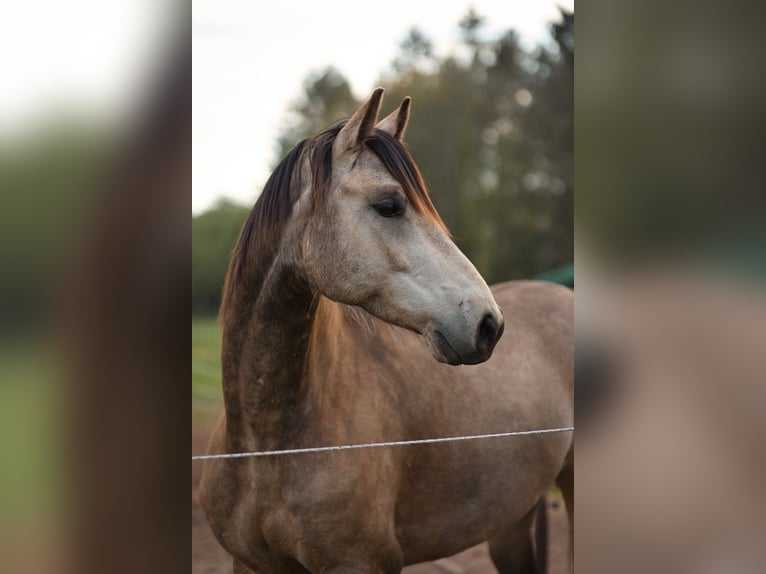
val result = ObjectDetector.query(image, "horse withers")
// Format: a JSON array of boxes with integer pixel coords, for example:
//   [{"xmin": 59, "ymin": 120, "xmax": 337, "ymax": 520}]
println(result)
[{"xmin": 199, "ymin": 88, "xmax": 574, "ymax": 573}]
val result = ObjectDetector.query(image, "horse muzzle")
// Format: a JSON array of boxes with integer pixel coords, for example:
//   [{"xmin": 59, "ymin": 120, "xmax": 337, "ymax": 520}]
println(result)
[{"xmin": 426, "ymin": 310, "xmax": 504, "ymax": 366}]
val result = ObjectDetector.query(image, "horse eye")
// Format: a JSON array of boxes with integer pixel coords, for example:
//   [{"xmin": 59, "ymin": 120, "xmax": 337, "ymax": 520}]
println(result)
[{"xmin": 372, "ymin": 197, "xmax": 405, "ymax": 218}]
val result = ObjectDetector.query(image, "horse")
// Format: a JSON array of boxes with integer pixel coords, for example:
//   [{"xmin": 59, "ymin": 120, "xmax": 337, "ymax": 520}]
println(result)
[{"xmin": 199, "ymin": 88, "xmax": 574, "ymax": 574}]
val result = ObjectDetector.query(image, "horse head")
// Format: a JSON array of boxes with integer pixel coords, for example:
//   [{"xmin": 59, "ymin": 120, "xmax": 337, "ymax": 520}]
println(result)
[{"xmin": 290, "ymin": 88, "xmax": 504, "ymax": 365}]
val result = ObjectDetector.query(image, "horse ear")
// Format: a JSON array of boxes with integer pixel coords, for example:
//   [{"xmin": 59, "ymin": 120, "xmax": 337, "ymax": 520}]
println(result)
[
  {"xmin": 376, "ymin": 97, "xmax": 411, "ymax": 141},
  {"xmin": 334, "ymin": 87, "xmax": 385, "ymax": 156}
]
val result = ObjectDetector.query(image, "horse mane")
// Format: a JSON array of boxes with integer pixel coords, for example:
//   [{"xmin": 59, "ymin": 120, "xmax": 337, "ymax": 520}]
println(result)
[{"xmin": 219, "ymin": 121, "xmax": 446, "ymax": 321}]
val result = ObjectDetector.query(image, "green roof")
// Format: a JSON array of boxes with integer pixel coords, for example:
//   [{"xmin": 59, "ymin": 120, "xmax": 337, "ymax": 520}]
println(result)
[{"xmin": 534, "ymin": 262, "xmax": 573, "ymax": 288}]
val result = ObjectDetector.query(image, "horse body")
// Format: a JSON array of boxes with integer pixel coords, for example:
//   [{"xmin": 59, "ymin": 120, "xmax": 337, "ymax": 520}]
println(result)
[{"xmin": 199, "ymin": 89, "xmax": 573, "ymax": 573}]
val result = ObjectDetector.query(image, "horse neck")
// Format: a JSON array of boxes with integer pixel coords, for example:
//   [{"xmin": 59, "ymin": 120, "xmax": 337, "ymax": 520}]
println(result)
[{"xmin": 219, "ymin": 253, "xmax": 320, "ymax": 450}]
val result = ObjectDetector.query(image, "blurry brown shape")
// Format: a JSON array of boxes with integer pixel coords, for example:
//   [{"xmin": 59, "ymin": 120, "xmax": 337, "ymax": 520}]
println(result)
[
  {"xmin": 62, "ymin": 31, "xmax": 189, "ymax": 574},
  {"xmin": 576, "ymin": 270, "xmax": 766, "ymax": 573},
  {"xmin": 577, "ymin": 3, "xmax": 766, "ymax": 568}
]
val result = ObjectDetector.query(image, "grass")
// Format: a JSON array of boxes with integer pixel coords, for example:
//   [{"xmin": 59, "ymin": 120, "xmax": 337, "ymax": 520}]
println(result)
[
  {"xmin": 0, "ymin": 343, "xmax": 58, "ymax": 523},
  {"xmin": 0, "ymin": 318, "xmax": 224, "ymax": 521},
  {"xmin": 192, "ymin": 316, "xmax": 223, "ymax": 418}
]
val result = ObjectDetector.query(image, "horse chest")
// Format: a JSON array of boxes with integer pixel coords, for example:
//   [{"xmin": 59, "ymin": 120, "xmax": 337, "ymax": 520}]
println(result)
[{"xmin": 229, "ymin": 458, "xmax": 399, "ymax": 568}]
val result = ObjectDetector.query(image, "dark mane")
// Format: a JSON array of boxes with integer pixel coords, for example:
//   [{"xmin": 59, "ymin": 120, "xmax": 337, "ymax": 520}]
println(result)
[
  {"xmin": 219, "ymin": 121, "xmax": 445, "ymax": 320},
  {"xmin": 219, "ymin": 138, "xmax": 307, "ymax": 320}
]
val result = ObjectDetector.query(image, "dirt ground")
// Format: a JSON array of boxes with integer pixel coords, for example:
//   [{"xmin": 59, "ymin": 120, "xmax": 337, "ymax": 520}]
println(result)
[{"xmin": 192, "ymin": 428, "xmax": 570, "ymax": 574}]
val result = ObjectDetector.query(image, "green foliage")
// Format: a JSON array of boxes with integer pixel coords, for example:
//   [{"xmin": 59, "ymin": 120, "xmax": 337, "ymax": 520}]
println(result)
[
  {"xmin": 0, "ymin": 343, "xmax": 58, "ymax": 521},
  {"xmin": 0, "ymin": 121, "xmax": 107, "ymax": 328},
  {"xmin": 192, "ymin": 316, "xmax": 223, "ymax": 417},
  {"xmin": 191, "ymin": 199, "xmax": 250, "ymax": 313}
]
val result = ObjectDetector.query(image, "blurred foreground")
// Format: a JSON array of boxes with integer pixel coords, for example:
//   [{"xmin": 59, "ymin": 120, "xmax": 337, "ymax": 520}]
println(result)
[
  {"xmin": 0, "ymin": 3, "xmax": 188, "ymax": 573},
  {"xmin": 576, "ymin": 269, "xmax": 766, "ymax": 572},
  {"xmin": 576, "ymin": 1, "xmax": 766, "ymax": 571}
]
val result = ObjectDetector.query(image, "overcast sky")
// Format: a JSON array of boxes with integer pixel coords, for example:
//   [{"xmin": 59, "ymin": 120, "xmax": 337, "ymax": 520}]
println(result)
[
  {"xmin": 0, "ymin": 1, "xmax": 573, "ymax": 215},
  {"xmin": 0, "ymin": 1, "xmax": 174, "ymax": 134},
  {"xmin": 192, "ymin": 0, "xmax": 574, "ymax": 213}
]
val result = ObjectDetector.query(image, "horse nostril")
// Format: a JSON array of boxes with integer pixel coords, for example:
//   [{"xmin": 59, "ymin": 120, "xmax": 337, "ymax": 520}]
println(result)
[{"xmin": 477, "ymin": 314, "xmax": 500, "ymax": 355}]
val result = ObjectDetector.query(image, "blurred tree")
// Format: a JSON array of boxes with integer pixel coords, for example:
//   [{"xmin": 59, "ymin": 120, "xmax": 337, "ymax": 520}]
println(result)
[
  {"xmin": 275, "ymin": 67, "xmax": 359, "ymax": 161},
  {"xmin": 0, "ymin": 122, "xmax": 107, "ymax": 330},
  {"xmin": 517, "ymin": 9, "xmax": 574, "ymax": 273},
  {"xmin": 459, "ymin": 7, "xmax": 485, "ymax": 54},
  {"xmin": 392, "ymin": 28, "xmax": 434, "ymax": 74},
  {"xmin": 191, "ymin": 198, "xmax": 250, "ymax": 313}
]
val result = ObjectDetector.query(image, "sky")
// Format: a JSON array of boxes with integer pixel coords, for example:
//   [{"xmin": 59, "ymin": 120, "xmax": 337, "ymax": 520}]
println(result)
[
  {"xmin": 0, "ymin": 0, "xmax": 176, "ymax": 135},
  {"xmin": 0, "ymin": 0, "xmax": 573, "ymax": 214},
  {"xmin": 192, "ymin": 0, "xmax": 573, "ymax": 213}
]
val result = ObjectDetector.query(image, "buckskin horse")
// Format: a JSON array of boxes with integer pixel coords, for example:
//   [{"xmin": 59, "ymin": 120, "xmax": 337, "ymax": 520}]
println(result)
[{"xmin": 199, "ymin": 89, "xmax": 573, "ymax": 573}]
